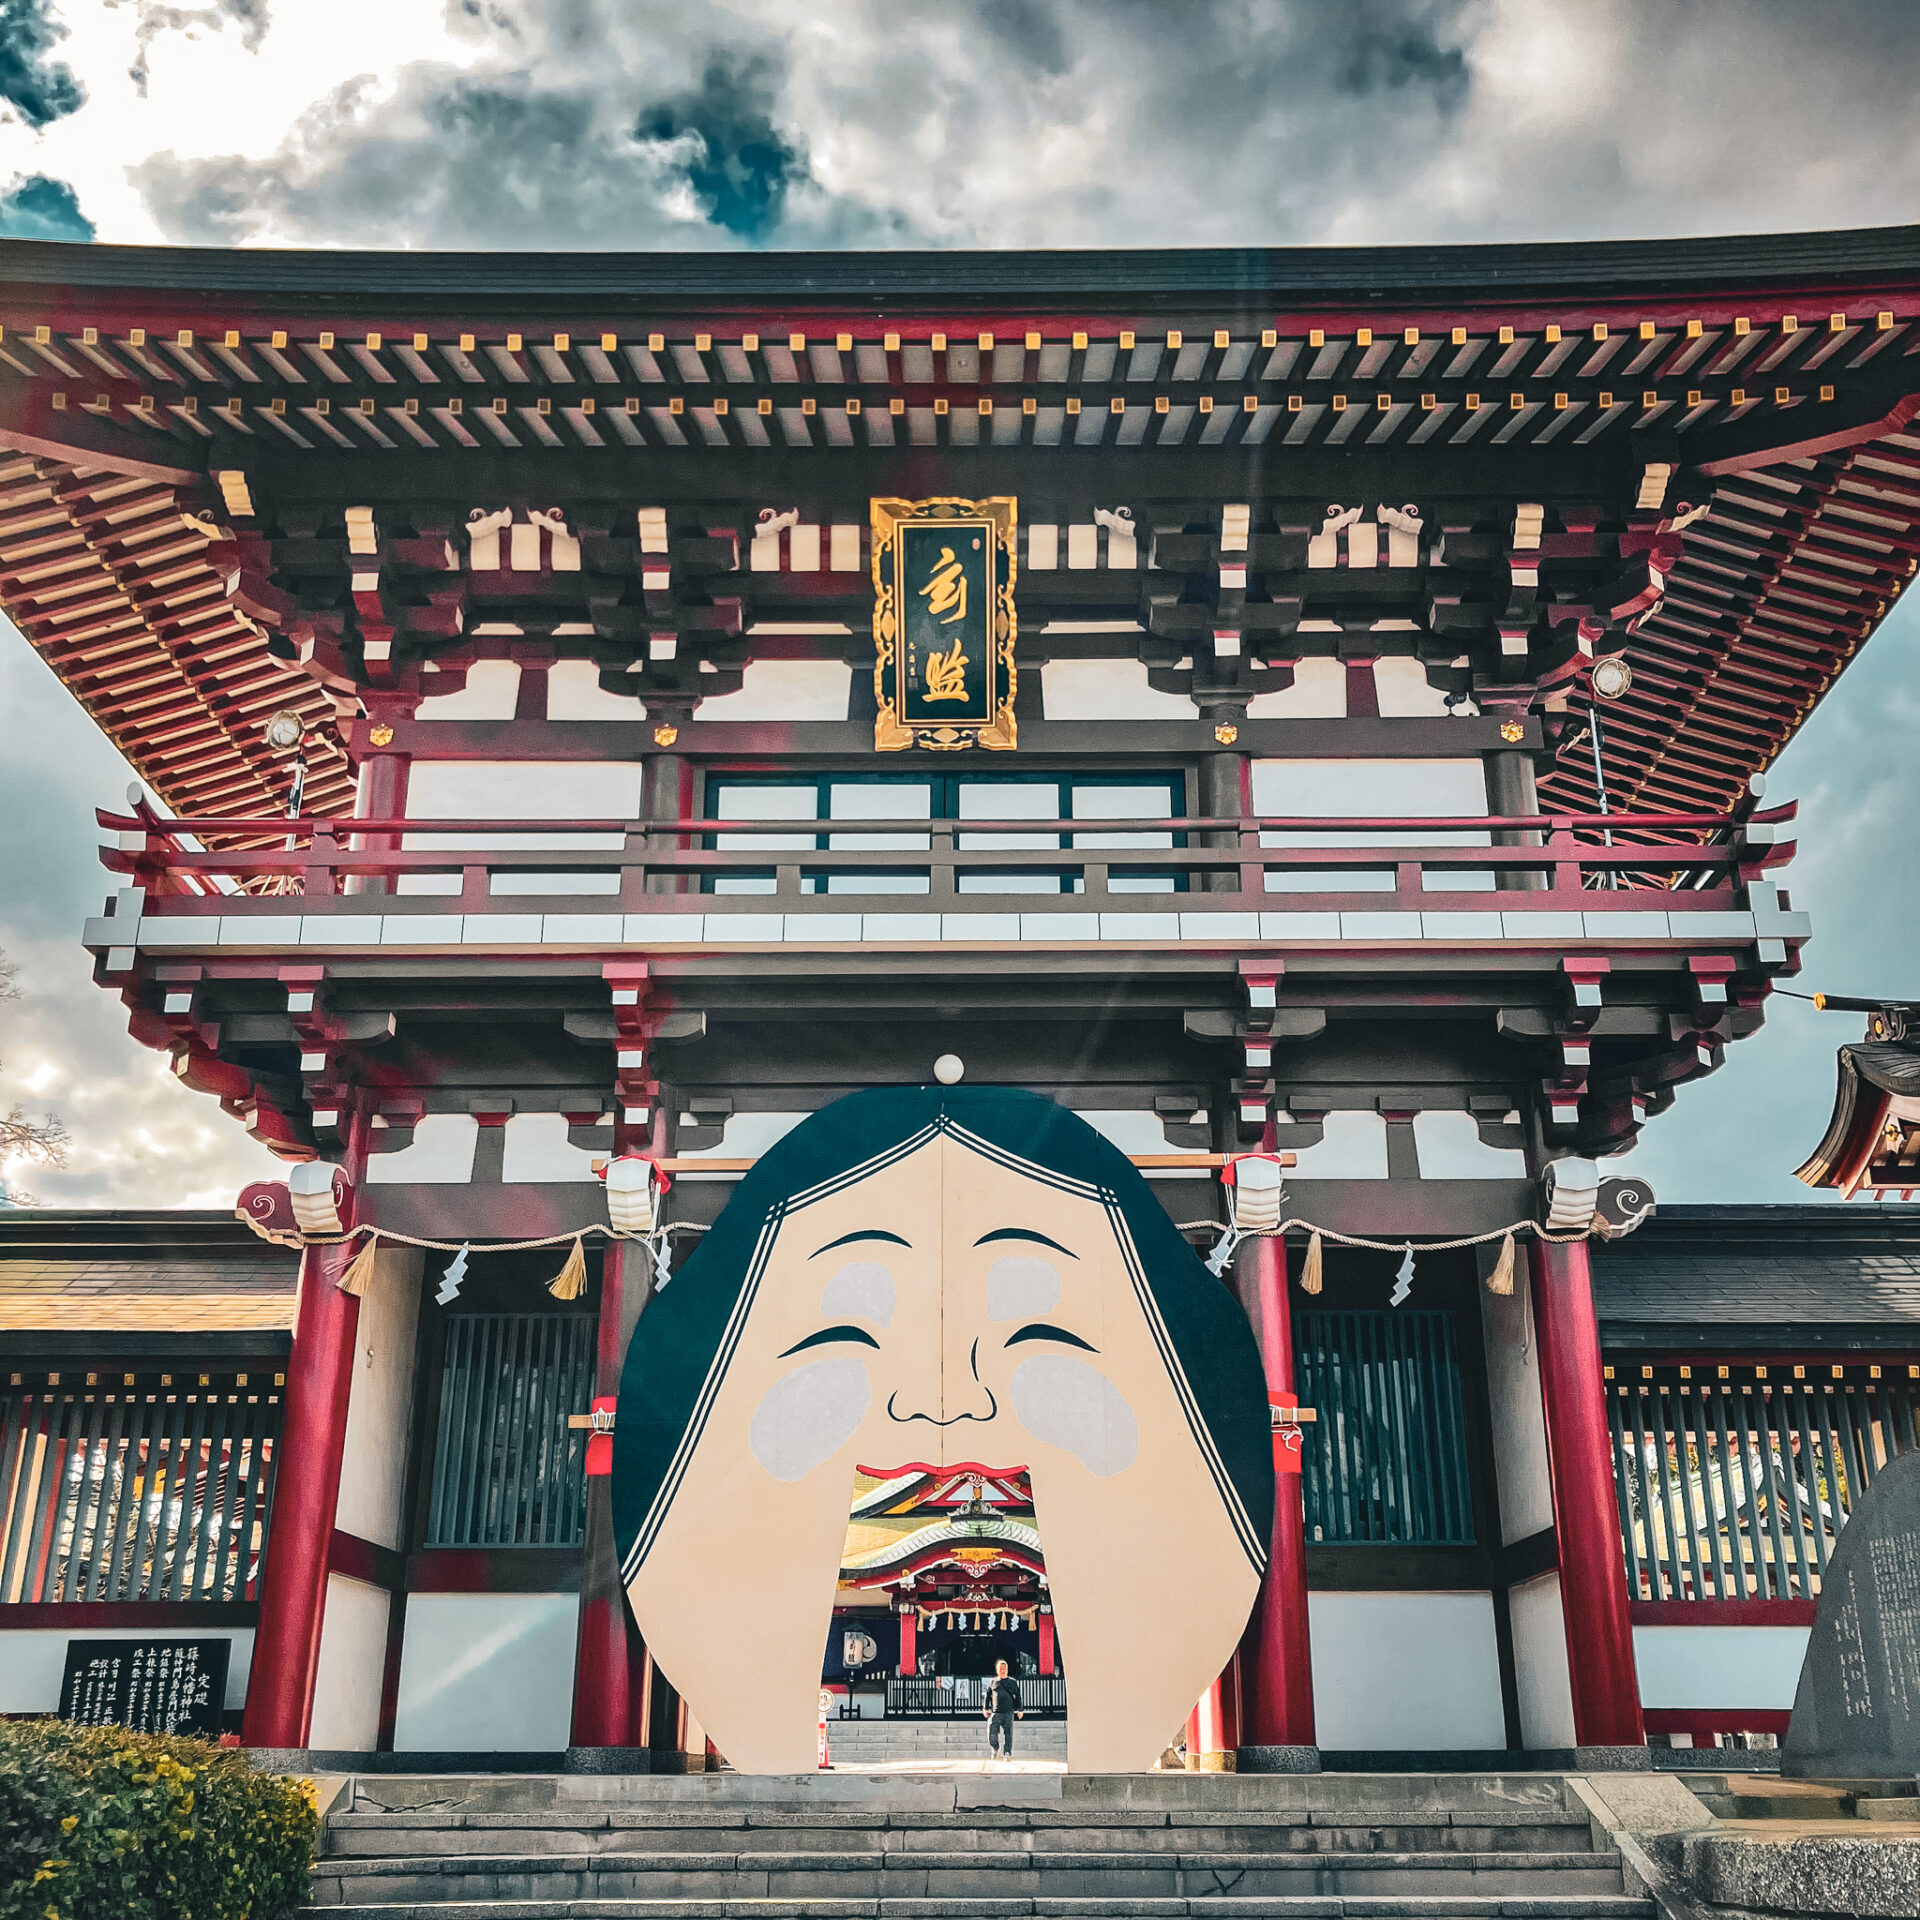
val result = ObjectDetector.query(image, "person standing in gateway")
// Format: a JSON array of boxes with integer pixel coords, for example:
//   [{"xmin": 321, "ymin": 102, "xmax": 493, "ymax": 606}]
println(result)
[{"xmin": 983, "ymin": 1659, "xmax": 1023, "ymax": 1760}]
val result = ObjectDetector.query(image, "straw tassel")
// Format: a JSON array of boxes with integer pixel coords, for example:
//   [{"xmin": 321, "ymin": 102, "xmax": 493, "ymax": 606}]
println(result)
[
  {"xmin": 1297, "ymin": 1229, "xmax": 1324, "ymax": 1295},
  {"xmin": 1486, "ymin": 1230, "xmax": 1517, "ymax": 1297},
  {"xmin": 336, "ymin": 1233, "xmax": 379, "ymax": 1298},
  {"xmin": 548, "ymin": 1235, "xmax": 588, "ymax": 1301}
]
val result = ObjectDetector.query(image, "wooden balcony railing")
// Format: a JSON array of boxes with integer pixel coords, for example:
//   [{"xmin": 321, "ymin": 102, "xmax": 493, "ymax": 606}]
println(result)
[{"xmin": 96, "ymin": 803, "xmax": 1796, "ymax": 917}]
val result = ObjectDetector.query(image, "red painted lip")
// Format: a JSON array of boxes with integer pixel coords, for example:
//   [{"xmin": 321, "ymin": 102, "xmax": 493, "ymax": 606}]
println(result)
[{"xmin": 857, "ymin": 1460, "xmax": 1029, "ymax": 1479}]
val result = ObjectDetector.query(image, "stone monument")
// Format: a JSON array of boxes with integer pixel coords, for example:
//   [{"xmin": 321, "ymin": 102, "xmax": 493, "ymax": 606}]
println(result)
[{"xmin": 1783, "ymin": 1447, "xmax": 1920, "ymax": 1777}]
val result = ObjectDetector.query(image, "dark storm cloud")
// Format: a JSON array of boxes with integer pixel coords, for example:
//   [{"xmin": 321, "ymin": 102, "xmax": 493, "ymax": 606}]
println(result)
[
  {"xmin": 0, "ymin": 172, "xmax": 94, "ymax": 241},
  {"xmin": 0, "ymin": 0, "xmax": 84, "ymax": 129},
  {"xmin": 634, "ymin": 53, "xmax": 807, "ymax": 240},
  {"xmin": 131, "ymin": 0, "xmax": 1920, "ymax": 255},
  {"xmin": 135, "ymin": 3, "xmax": 921, "ymax": 249},
  {"xmin": 130, "ymin": 0, "xmax": 1488, "ymax": 249}
]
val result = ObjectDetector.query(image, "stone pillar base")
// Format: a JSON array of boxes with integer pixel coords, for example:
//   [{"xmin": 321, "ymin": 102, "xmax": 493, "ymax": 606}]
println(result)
[
  {"xmin": 1236, "ymin": 1744, "xmax": 1323, "ymax": 1773},
  {"xmin": 561, "ymin": 1746, "xmax": 656, "ymax": 1775}
]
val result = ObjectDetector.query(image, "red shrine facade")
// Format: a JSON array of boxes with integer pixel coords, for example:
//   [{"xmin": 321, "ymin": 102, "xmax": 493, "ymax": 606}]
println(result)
[{"xmin": 3, "ymin": 226, "xmax": 1919, "ymax": 1764}]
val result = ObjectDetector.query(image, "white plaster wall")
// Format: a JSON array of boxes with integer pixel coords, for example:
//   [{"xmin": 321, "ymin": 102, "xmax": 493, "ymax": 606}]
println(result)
[
  {"xmin": 1507, "ymin": 1572, "xmax": 1577, "ymax": 1749},
  {"xmin": 1413, "ymin": 1111, "xmax": 1527, "ymax": 1180},
  {"xmin": 547, "ymin": 658, "xmax": 643, "ymax": 720},
  {"xmin": 1248, "ymin": 656, "xmax": 1346, "ymax": 717},
  {"xmin": 367, "ymin": 1114, "xmax": 479, "ymax": 1186},
  {"xmin": 1307, "ymin": 1592, "xmax": 1506, "ymax": 1751},
  {"xmin": 309, "ymin": 1573, "xmax": 390, "ymax": 1751},
  {"xmin": 334, "ymin": 1242, "xmax": 421, "ymax": 1549},
  {"xmin": 1372, "ymin": 656, "xmax": 1452, "ymax": 716},
  {"xmin": 1041, "ymin": 658, "xmax": 1198, "ymax": 719},
  {"xmin": 0, "ymin": 1629, "xmax": 253, "ymax": 1712},
  {"xmin": 677, "ymin": 1112, "xmax": 806, "ymax": 1162},
  {"xmin": 1251, "ymin": 757, "xmax": 1491, "ymax": 892},
  {"xmin": 1633, "ymin": 1626, "xmax": 1810, "ymax": 1710},
  {"xmin": 1479, "ymin": 1251, "xmax": 1555, "ymax": 1545},
  {"xmin": 1280, "ymin": 1110, "xmax": 1390, "ymax": 1180},
  {"xmin": 697, "ymin": 659, "xmax": 852, "ymax": 721},
  {"xmin": 501, "ymin": 1113, "xmax": 603, "ymax": 1183},
  {"xmin": 404, "ymin": 762, "xmax": 642, "ymax": 842},
  {"xmin": 416, "ymin": 659, "xmax": 522, "ymax": 720},
  {"xmin": 393, "ymin": 1593, "xmax": 578, "ymax": 1751}
]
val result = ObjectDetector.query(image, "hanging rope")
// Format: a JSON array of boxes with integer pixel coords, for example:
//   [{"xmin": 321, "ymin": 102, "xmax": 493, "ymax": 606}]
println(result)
[
  {"xmin": 1174, "ymin": 1215, "xmax": 1595, "ymax": 1250},
  {"xmin": 301, "ymin": 1217, "xmax": 710, "ymax": 1256}
]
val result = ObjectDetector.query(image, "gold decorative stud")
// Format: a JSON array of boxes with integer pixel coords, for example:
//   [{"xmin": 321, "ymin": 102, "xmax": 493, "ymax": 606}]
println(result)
[
  {"xmin": 1499, "ymin": 720, "xmax": 1524, "ymax": 742},
  {"xmin": 368, "ymin": 722, "xmax": 394, "ymax": 747},
  {"xmin": 653, "ymin": 723, "xmax": 679, "ymax": 747},
  {"xmin": 1213, "ymin": 722, "xmax": 1240, "ymax": 746}
]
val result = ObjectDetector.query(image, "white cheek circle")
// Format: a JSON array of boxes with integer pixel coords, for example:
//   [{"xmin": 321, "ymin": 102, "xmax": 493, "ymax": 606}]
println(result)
[
  {"xmin": 749, "ymin": 1356, "xmax": 871, "ymax": 1482},
  {"xmin": 985, "ymin": 1254, "xmax": 1060, "ymax": 1321},
  {"xmin": 1009, "ymin": 1354, "xmax": 1139, "ymax": 1477},
  {"xmin": 818, "ymin": 1259, "xmax": 896, "ymax": 1327}
]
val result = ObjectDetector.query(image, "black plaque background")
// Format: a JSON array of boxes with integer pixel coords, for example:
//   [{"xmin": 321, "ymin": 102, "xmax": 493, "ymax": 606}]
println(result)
[
  {"xmin": 58, "ymin": 1637, "xmax": 231, "ymax": 1738},
  {"xmin": 898, "ymin": 521, "xmax": 993, "ymax": 724},
  {"xmin": 1782, "ymin": 1447, "xmax": 1920, "ymax": 1776}
]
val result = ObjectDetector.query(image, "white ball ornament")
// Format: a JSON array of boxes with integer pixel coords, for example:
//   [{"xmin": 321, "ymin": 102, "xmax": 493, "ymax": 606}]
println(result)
[{"xmin": 933, "ymin": 1054, "xmax": 965, "ymax": 1085}]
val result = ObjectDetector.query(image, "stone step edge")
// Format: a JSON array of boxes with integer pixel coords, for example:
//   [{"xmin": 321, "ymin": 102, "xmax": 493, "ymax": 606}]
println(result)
[
  {"xmin": 296, "ymin": 1895, "xmax": 1660, "ymax": 1919},
  {"xmin": 329, "ymin": 1814, "xmax": 1593, "ymax": 1833},
  {"xmin": 314, "ymin": 1852, "xmax": 1613, "ymax": 1878}
]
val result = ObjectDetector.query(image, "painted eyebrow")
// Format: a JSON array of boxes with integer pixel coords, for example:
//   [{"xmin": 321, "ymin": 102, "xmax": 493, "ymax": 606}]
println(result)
[
  {"xmin": 974, "ymin": 1227, "xmax": 1077, "ymax": 1258},
  {"xmin": 1004, "ymin": 1323, "xmax": 1098, "ymax": 1353},
  {"xmin": 811, "ymin": 1229, "xmax": 912, "ymax": 1258},
  {"xmin": 778, "ymin": 1325, "xmax": 882, "ymax": 1358}
]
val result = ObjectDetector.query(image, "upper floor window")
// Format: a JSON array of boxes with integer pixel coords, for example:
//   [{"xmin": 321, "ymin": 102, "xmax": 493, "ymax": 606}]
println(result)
[{"xmin": 704, "ymin": 771, "xmax": 1186, "ymax": 895}]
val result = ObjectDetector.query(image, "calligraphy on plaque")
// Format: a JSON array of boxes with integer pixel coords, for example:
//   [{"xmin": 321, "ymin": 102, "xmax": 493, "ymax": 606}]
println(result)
[
  {"xmin": 59, "ymin": 1637, "xmax": 230, "ymax": 1738},
  {"xmin": 871, "ymin": 496, "xmax": 1017, "ymax": 751}
]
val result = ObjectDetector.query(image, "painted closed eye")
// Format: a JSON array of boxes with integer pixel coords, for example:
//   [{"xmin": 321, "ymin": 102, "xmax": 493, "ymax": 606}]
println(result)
[
  {"xmin": 777, "ymin": 1325, "xmax": 882, "ymax": 1358},
  {"xmin": 1004, "ymin": 1322, "xmax": 1098, "ymax": 1353}
]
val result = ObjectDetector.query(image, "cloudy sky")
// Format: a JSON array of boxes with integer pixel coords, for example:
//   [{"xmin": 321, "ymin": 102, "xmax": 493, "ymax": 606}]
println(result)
[{"xmin": 0, "ymin": 0, "xmax": 1916, "ymax": 1206}]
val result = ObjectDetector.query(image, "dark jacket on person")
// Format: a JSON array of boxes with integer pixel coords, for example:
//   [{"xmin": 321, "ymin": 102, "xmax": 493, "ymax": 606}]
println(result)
[{"xmin": 987, "ymin": 1676, "xmax": 1021, "ymax": 1715}]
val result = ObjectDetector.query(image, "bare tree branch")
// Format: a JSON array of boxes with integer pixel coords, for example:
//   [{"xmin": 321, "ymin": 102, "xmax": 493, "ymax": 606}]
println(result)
[
  {"xmin": 0, "ymin": 948, "xmax": 70, "ymax": 1182},
  {"xmin": 0, "ymin": 1104, "xmax": 69, "ymax": 1167}
]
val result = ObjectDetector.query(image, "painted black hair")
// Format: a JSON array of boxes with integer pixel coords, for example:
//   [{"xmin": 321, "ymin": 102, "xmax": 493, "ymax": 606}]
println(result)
[{"xmin": 613, "ymin": 1085, "xmax": 1274, "ymax": 1577}]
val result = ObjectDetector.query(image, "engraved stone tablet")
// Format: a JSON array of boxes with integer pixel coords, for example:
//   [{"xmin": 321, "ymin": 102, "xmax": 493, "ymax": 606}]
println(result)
[
  {"xmin": 58, "ymin": 1638, "xmax": 230, "ymax": 1738},
  {"xmin": 1783, "ymin": 1448, "xmax": 1920, "ymax": 1777}
]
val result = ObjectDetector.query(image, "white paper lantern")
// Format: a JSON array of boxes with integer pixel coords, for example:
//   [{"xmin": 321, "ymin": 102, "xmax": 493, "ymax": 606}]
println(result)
[
  {"xmin": 288, "ymin": 1159, "xmax": 346, "ymax": 1237},
  {"xmin": 1542, "ymin": 1156, "xmax": 1601, "ymax": 1234},
  {"xmin": 1227, "ymin": 1152, "xmax": 1286, "ymax": 1233},
  {"xmin": 605, "ymin": 1154, "xmax": 661, "ymax": 1236}
]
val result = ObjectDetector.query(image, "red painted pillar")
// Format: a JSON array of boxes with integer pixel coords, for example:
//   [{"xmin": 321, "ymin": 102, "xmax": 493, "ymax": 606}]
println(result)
[
  {"xmin": 349, "ymin": 739, "xmax": 409, "ymax": 897},
  {"xmin": 1036, "ymin": 1607, "xmax": 1055, "ymax": 1676},
  {"xmin": 1232, "ymin": 1231, "xmax": 1316, "ymax": 1747},
  {"xmin": 1530, "ymin": 1236, "xmax": 1644, "ymax": 1746},
  {"xmin": 897, "ymin": 1606, "xmax": 916, "ymax": 1678},
  {"xmin": 571, "ymin": 1241, "xmax": 650, "ymax": 1747},
  {"xmin": 241, "ymin": 1230, "xmax": 361, "ymax": 1748}
]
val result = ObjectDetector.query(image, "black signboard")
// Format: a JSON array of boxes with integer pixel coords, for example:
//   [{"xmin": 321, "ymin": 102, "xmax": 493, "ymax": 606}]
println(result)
[
  {"xmin": 1783, "ymin": 1448, "xmax": 1920, "ymax": 1776},
  {"xmin": 58, "ymin": 1638, "xmax": 231, "ymax": 1738},
  {"xmin": 872, "ymin": 496, "xmax": 1017, "ymax": 751}
]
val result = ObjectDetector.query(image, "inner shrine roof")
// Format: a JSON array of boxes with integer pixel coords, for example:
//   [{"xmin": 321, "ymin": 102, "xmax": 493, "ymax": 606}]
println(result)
[{"xmin": 5, "ymin": 226, "xmax": 1920, "ymax": 835}]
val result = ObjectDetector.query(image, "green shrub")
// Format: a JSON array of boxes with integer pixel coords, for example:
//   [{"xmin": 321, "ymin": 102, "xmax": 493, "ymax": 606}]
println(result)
[{"xmin": 0, "ymin": 1722, "xmax": 315, "ymax": 1920}]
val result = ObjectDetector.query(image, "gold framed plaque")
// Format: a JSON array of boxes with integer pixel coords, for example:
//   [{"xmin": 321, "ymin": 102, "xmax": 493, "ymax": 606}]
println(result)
[{"xmin": 871, "ymin": 495, "xmax": 1017, "ymax": 750}]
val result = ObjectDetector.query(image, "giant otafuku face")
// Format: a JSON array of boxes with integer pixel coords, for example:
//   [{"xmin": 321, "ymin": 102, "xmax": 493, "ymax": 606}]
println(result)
[{"xmin": 612, "ymin": 1087, "xmax": 1274, "ymax": 1772}]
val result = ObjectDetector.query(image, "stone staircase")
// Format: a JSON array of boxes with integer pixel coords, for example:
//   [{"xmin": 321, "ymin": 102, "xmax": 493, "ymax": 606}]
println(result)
[
  {"xmin": 304, "ymin": 1768, "xmax": 1660, "ymax": 1917},
  {"xmin": 823, "ymin": 1718, "xmax": 1069, "ymax": 1765}
]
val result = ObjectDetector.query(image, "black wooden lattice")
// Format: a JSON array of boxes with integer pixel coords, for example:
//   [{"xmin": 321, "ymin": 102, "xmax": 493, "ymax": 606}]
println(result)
[
  {"xmin": 0, "ymin": 1373, "xmax": 280, "ymax": 1605},
  {"xmin": 425, "ymin": 1314, "xmax": 594, "ymax": 1549},
  {"xmin": 1295, "ymin": 1310, "xmax": 1476, "ymax": 1547},
  {"xmin": 1609, "ymin": 1363, "xmax": 1920, "ymax": 1602}
]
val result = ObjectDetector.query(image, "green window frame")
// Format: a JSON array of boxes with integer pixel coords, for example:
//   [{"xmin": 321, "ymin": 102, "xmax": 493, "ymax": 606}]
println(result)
[{"xmin": 702, "ymin": 769, "xmax": 1189, "ymax": 894}]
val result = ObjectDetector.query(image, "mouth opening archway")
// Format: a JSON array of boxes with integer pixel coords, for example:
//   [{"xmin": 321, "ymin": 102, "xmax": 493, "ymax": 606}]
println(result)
[{"xmin": 824, "ymin": 1463, "xmax": 1062, "ymax": 1722}]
